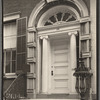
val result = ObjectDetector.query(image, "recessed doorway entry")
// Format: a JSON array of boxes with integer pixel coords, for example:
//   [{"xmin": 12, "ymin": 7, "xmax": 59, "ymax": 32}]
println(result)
[
  {"xmin": 38, "ymin": 25, "xmax": 79, "ymax": 95},
  {"xmin": 50, "ymin": 35, "xmax": 70, "ymax": 94}
]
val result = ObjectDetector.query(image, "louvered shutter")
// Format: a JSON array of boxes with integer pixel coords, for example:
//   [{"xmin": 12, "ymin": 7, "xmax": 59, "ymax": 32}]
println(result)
[{"xmin": 16, "ymin": 17, "xmax": 30, "ymax": 74}]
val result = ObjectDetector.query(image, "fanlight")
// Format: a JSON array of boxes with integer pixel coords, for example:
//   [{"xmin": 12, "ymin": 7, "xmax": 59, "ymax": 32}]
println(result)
[{"xmin": 44, "ymin": 12, "xmax": 76, "ymax": 26}]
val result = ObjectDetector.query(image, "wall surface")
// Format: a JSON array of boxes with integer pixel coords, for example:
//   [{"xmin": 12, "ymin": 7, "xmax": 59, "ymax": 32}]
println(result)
[
  {"xmin": 3, "ymin": 0, "xmax": 90, "ymax": 21},
  {"xmin": 3, "ymin": 0, "xmax": 41, "ymax": 21}
]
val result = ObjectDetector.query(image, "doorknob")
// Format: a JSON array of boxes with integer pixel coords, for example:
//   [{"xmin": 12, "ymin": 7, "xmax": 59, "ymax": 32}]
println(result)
[{"xmin": 51, "ymin": 70, "xmax": 53, "ymax": 76}]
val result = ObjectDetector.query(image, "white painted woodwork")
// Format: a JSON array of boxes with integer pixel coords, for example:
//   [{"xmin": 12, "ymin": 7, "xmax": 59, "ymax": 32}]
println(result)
[
  {"xmin": 4, "ymin": 12, "xmax": 20, "ymax": 22},
  {"xmin": 41, "ymin": 36, "xmax": 49, "ymax": 93},
  {"xmin": 4, "ymin": 22, "xmax": 17, "ymax": 49},
  {"xmin": 50, "ymin": 37, "xmax": 70, "ymax": 94},
  {"xmin": 37, "ymin": 24, "xmax": 79, "ymax": 94},
  {"xmin": 37, "ymin": 37, "xmax": 42, "ymax": 93},
  {"xmin": 68, "ymin": 32, "xmax": 77, "ymax": 93}
]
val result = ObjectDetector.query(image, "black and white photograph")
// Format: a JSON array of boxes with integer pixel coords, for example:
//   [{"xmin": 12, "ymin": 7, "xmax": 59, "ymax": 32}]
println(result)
[{"xmin": 2, "ymin": 0, "xmax": 97, "ymax": 100}]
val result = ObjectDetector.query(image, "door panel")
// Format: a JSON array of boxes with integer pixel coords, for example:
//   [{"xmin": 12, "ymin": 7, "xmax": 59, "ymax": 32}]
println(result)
[{"xmin": 51, "ymin": 38, "xmax": 70, "ymax": 94}]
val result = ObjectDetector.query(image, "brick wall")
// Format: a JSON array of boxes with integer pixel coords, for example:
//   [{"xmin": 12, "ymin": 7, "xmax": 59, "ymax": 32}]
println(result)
[
  {"xmin": 3, "ymin": 0, "xmax": 90, "ymax": 20},
  {"xmin": 3, "ymin": 0, "xmax": 41, "ymax": 21},
  {"xmin": 3, "ymin": 78, "xmax": 15, "ymax": 92}
]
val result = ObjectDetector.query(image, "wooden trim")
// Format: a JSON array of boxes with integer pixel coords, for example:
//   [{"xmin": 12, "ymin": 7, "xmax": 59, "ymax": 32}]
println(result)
[
  {"xmin": 27, "ymin": 89, "xmax": 33, "ymax": 93},
  {"xmin": 27, "ymin": 42, "xmax": 36, "ymax": 48},
  {"xmin": 80, "ymin": 34, "xmax": 91, "ymax": 40},
  {"xmin": 38, "ymin": 24, "xmax": 80, "ymax": 36},
  {"xmin": 37, "ymin": 20, "xmax": 80, "ymax": 32},
  {"xmin": 4, "ymin": 11, "xmax": 21, "ymax": 17},
  {"xmin": 4, "ymin": 73, "xmax": 17, "ymax": 79},
  {"xmin": 27, "ymin": 73, "xmax": 36, "ymax": 79},
  {"xmin": 27, "ymin": 27, "xmax": 36, "ymax": 33},
  {"xmin": 27, "ymin": 57, "xmax": 36, "ymax": 63},
  {"xmin": 82, "ymin": 52, "xmax": 91, "ymax": 58},
  {"xmin": 4, "ymin": 12, "xmax": 21, "ymax": 22},
  {"xmin": 80, "ymin": 16, "xmax": 91, "ymax": 23}
]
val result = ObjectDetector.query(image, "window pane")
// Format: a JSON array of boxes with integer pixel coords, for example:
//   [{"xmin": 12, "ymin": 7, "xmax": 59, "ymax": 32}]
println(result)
[
  {"xmin": 4, "ymin": 21, "xmax": 17, "ymax": 49},
  {"xmin": 5, "ymin": 61, "xmax": 10, "ymax": 73},
  {"xmin": 4, "ymin": 36, "xmax": 16, "ymax": 49},
  {"xmin": 6, "ymin": 51, "xmax": 11, "ymax": 61},
  {"xmin": 4, "ymin": 21, "xmax": 16, "ymax": 37},
  {"xmin": 4, "ymin": 37, "xmax": 10, "ymax": 49},
  {"xmin": 10, "ymin": 36, "xmax": 16, "ymax": 48},
  {"xmin": 12, "ymin": 50, "xmax": 16, "ymax": 60},
  {"xmin": 12, "ymin": 61, "xmax": 16, "ymax": 73}
]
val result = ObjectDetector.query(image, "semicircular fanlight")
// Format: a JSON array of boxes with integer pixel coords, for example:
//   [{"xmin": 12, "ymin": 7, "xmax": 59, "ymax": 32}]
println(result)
[{"xmin": 44, "ymin": 12, "xmax": 76, "ymax": 26}]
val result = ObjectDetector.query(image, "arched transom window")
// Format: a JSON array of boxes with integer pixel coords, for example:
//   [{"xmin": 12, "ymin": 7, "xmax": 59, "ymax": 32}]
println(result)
[
  {"xmin": 37, "ymin": 5, "xmax": 80, "ymax": 27},
  {"xmin": 45, "ymin": 12, "xmax": 76, "ymax": 26}
]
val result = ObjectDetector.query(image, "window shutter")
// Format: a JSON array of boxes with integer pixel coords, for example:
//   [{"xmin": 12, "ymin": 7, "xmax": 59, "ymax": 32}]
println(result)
[
  {"xmin": 16, "ymin": 17, "xmax": 30, "ymax": 74},
  {"xmin": 80, "ymin": 17, "xmax": 91, "ymax": 68}
]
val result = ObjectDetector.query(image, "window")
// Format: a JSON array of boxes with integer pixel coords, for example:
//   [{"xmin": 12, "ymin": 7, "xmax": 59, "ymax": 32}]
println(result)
[
  {"xmin": 44, "ymin": 12, "xmax": 76, "ymax": 26},
  {"xmin": 4, "ymin": 49, "xmax": 16, "ymax": 73},
  {"xmin": 4, "ymin": 21, "xmax": 17, "ymax": 49},
  {"xmin": 3, "ymin": 20, "xmax": 17, "ymax": 73}
]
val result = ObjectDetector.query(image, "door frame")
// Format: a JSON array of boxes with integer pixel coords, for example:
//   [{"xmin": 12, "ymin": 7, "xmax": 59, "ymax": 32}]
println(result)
[{"xmin": 37, "ymin": 23, "xmax": 80, "ymax": 94}]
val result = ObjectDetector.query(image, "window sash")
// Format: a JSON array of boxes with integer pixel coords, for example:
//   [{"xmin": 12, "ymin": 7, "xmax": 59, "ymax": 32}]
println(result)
[
  {"xmin": 4, "ymin": 21, "xmax": 17, "ymax": 49},
  {"xmin": 4, "ymin": 49, "xmax": 16, "ymax": 73}
]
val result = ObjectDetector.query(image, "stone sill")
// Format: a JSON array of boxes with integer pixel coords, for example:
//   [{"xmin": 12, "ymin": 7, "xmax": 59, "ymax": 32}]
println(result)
[{"xmin": 3, "ymin": 73, "xmax": 17, "ymax": 79}]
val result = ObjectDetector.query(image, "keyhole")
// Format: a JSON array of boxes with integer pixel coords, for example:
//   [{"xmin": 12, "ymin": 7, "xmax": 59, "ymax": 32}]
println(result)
[{"xmin": 51, "ymin": 71, "xmax": 53, "ymax": 76}]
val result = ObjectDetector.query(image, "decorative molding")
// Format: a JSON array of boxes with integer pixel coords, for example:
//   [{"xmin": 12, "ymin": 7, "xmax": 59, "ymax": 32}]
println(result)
[
  {"xmin": 28, "ymin": 27, "xmax": 37, "ymax": 33},
  {"xmin": 27, "ymin": 89, "xmax": 33, "ymax": 93},
  {"xmin": 27, "ymin": 42, "xmax": 36, "ymax": 48},
  {"xmin": 68, "ymin": 31, "xmax": 78, "ymax": 36},
  {"xmin": 4, "ymin": 11, "xmax": 21, "ymax": 17},
  {"xmin": 28, "ymin": 0, "xmax": 45, "ymax": 27},
  {"xmin": 80, "ymin": 34, "xmax": 91, "ymax": 40},
  {"xmin": 37, "ymin": 21, "xmax": 80, "ymax": 35},
  {"xmin": 37, "ymin": 5, "xmax": 79, "ymax": 27},
  {"xmin": 40, "ymin": 35, "xmax": 48, "ymax": 39},
  {"xmin": 27, "ymin": 73, "xmax": 36, "ymax": 79},
  {"xmin": 46, "ymin": 0, "xmax": 56, "ymax": 3},
  {"xmin": 27, "ymin": 57, "xmax": 36, "ymax": 63},
  {"xmin": 3, "ymin": 73, "xmax": 17, "ymax": 79},
  {"xmin": 80, "ymin": 17, "xmax": 91, "ymax": 23},
  {"xmin": 82, "ymin": 52, "xmax": 91, "ymax": 58},
  {"xmin": 4, "ymin": 12, "xmax": 21, "ymax": 22},
  {"xmin": 28, "ymin": 0, "xmax": 89, "ymax": 27}
]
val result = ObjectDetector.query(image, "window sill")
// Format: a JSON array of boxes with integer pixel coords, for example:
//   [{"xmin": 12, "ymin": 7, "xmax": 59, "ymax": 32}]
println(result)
[{"xmin": 3, "ymin": 73, "xmax": 17, "ymax": 79}]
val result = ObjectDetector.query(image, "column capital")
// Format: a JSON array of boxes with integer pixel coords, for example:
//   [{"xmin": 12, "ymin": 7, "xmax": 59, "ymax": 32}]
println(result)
[
  {"xmin": 40, "ymin": 35, "xmax": 49, "ymax": 40},
  {"xmin": 68, "ymin": 31, "xmax": 78, "ymax": 36}
]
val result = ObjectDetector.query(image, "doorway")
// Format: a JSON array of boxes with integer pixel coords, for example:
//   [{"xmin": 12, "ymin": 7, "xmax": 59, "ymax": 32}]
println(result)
[
  {"xmin": 50, "ymin": 35, "xmax": 70, "ymax": 94},
  {"xmin": 38, "ymin": 25, "xmax": 79, "ymax": 94}
]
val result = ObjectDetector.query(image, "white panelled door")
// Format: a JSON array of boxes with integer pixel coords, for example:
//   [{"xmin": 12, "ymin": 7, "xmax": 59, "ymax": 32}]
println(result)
[{"xmin": 50, "ymin": 37, "xmax": 70, "ymax": 94}]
